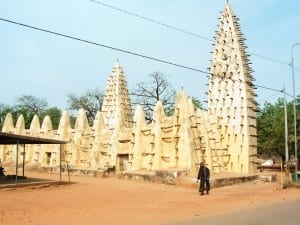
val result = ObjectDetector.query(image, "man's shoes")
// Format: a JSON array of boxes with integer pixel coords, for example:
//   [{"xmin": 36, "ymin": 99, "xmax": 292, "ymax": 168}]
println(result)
[
  {"xmin": 200, "ymin": 192, "xmax": 204, "ymax": 195},
  {"xmin": 206, "ymin": 190, "xmax": 209, "ymax": 195}
]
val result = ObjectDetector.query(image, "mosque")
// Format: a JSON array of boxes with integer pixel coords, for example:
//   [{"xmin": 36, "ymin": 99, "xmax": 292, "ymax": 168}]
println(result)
[{"xmin": 0, "ymin": 3, "xmax": 257, "ymax": 177}]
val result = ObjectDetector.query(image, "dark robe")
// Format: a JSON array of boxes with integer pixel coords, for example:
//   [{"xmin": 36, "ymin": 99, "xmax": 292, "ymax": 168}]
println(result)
[
  {"xmin": 197, "ymin": 165, "xmax": 210, "ymax": 194},
  {"xmin": 0, "ymin": 167, "xmax": 5, "ymax": 176}
]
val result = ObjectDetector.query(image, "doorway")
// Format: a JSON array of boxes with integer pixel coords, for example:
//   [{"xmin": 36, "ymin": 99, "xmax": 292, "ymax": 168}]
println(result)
[
  {"xmin": 117, "ymin": 154, "xmax": 129, "ymax": 171},
  {"xmin": 45, "ymin": 152, "xmax": 51, "ymax": 166}
]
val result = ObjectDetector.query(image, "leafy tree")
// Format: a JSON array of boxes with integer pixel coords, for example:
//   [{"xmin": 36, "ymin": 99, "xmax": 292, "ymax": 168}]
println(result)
[
  {"xmin": 67, "ymin": 88, "xmax": 104, "ymax": 125},
  {"xmin": 131, "ymin": 72, "xmax": 176, "ymax": 122},
  {"xmin": 257, "ymin": 96, "xmax": 299, "ymax": 160},
  {"xmin": 39, "ymin": 107, "xmax": 62, "ymax": 130},
  {"xmin": 1, "ymin": 96, "xmax": 62, "ymax": 130},
  {"xmin": 0, "ymin": 102, "xmax": 35, "ymax": 129},
  {"xmin": 257, "ymin": 101, "xmax": 283, "ymax": 157}
]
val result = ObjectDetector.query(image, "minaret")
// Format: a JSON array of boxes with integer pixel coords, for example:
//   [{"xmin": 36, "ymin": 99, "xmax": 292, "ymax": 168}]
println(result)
[
  {"xmin": 207, "ymin": 3, "xmax": 257, "ymax": 173},
  {"xmin": 101, "ymin": 59, "xmax": 133, "ymax": 129}
]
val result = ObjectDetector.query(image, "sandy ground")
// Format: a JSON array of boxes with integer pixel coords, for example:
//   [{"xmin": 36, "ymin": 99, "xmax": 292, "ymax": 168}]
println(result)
[{"xmin": 0, "ymin": 172, "xmax": 299, "ymax": 225}]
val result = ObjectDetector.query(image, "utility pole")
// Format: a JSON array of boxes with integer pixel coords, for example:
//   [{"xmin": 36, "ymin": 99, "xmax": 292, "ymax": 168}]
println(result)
[
  {"xmin": 284, "ymin": 86, "xmax": 289, "ymax": 163},
  {"xmin": 291, "ymin": 42, "xmax": 300, "ymax": 183}
]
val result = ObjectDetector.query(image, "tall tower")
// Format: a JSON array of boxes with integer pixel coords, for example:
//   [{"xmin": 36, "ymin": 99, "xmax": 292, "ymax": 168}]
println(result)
[
  {"xmin": 207, "ymin": 3, "xmax": 257, "ymax": 173},
  {"xmin": 101, "ymin": 59, "xmax": 133, "ymax": 129}
]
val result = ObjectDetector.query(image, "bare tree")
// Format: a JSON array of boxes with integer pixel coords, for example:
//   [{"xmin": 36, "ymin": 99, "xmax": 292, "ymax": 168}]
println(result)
[
  {"xmin": 13, "ymin": 95, "xmax": 49, "ymax": 128},
  {"xmin": 131, "ymin": 72, "xmax": 176, "ymax": 122},
  {"xmin": 16, "ymin": 95, "xmax": 48, "ymax": 115},
  {"xmin": 67, "ymin": 88, "xmax": 104, "ymax": 124}
]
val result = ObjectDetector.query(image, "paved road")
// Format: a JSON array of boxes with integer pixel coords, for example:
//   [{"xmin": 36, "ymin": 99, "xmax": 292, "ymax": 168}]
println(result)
[{"xmin": 162, "ymin": 198, "xmax": 300, "ymax": 225}]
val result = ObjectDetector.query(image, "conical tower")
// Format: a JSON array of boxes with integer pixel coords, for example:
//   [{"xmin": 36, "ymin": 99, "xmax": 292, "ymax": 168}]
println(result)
[
  {"xmin": 207, "ymin": 3, "xmax": 257, "ymax": 173},
  {"xmin": 101, "ymin": 59, "xmax": 133, "ymax": 129}
]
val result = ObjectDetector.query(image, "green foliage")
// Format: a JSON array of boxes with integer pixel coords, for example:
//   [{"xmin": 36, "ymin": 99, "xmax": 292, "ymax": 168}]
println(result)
[
  {"xmin": 39, "ymin": 107, "xmax": 62, "ymax": 130},
  {"xmin": 0, "ymin": 103, "xmax": 34, "ymax": 129},
  {"xmin": 191, "ymin": 97, "xmax": 203, "ymax": 111},
  {"xmin": 0, "ymin": 96, "xmax": 61, "ymax": 130},
  {"xmin": 164, "ymin": 105, "xmax": 175, "ymax": 116},
  {"xmin": 257, "ymin": 96, "xmax": 300, "ymax": 160},
  {"xmin": 257, "ymin": 100, "xmax": 284, "ymax": 156}
]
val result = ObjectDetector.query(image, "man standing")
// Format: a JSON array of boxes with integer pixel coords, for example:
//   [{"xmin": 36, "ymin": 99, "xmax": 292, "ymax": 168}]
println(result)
[{"xmin": 197, "ymin": 162, "xmax": 210, "ymax": 195}]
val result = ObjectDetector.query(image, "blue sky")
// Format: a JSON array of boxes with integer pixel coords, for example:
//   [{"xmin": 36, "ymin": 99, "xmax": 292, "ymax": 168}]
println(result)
[{"xmin": 1, "ymin": 0, "xmax": 300, "ymax": 110}]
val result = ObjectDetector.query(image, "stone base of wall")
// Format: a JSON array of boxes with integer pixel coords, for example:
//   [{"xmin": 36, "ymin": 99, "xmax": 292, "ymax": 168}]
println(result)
[
  {"xmin": 119, "ymin": 171, "xmax": 277, "ymax": 187},
  {"xmin": 39, "ymin": 166, "xmax": 115, "ymax": 178},
  {"xmin": 118, "ymin": 169, "xmax": 188, "ymax": 185},
  {"xmin": 211, "ymin": 175, "xmax": 258, "ymax": 187},
  {"xmin": 38, "ymin": 166, "xmax": 277, "ymax": 188}
]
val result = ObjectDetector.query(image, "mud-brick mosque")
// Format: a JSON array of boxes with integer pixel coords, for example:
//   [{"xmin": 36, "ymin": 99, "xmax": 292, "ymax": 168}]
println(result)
[{"xmin": 0, "ymin": 3, "xmax": 257, "ymax": 177}]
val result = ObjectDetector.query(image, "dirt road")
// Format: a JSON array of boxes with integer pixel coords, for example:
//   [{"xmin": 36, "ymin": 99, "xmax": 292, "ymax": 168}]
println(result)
[{"xmin": 0, "ymin": 172, "xmax": 299, "ymax": 225}]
